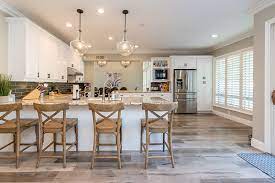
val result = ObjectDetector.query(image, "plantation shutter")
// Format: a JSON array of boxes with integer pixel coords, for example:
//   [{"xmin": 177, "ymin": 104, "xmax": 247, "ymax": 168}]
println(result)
[
  {"xmin": 215, "ymin": 58, "xmax": 226, "ymax": 105},
  {"xmin": 242, "ymin": 50, "xmax": 253, "ymax": 111},
  {"xmin": 226, "ymin": 54, "xmax": 240, "ymax": 108}
]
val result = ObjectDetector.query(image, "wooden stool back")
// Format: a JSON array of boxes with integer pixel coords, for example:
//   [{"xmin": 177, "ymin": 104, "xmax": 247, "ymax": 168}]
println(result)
[
  {"xmin": 88, "ymin": 102, "xmax": 124, "ymax": 124},
  {"xmin": 33, "ymin": 103, "xmax": 69, "ymax": 126},
  {"xmin": 142, "ymin": 102, "xmax": 178, "ymax": 126},
  {"xmin": 0, "ymin": 103, "xmax": 22, "ymax": 133}
]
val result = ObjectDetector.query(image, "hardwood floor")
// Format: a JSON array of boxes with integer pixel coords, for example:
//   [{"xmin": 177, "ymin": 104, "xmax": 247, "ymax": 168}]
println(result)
[{"xmin": 0, "ymin": 114, "xmax": 273, "ymax": 183}]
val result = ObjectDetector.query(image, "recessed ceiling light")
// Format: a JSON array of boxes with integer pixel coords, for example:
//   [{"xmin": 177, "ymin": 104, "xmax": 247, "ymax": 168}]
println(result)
[
  {"xmin": 87, "ymin": 44, "xmax": 92, "ymax": 48},
  {"xmin": 66, "ymin": 22, "xmax": 73, "ymax": 28},
  {"xmin": 211, "ymin": 34, "xmax": 219, "ymax": 38},
  {"xmin": 134, "ymin": 45, "xmax": 139, "ymax": 48},
  {"xmin": 108, "ymin": 36, "xmax": 113, "ymax": 40},
  {"xmin": 97, "ymin": 8, "xmax": 104, "ymax": 14}
]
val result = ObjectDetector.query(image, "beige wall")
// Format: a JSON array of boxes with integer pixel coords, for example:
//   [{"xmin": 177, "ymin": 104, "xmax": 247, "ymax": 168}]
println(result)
[
  {"xmin": 253, "ymin": 5, "xmax": 275, "ymax": 142},
  {"xmin": 84, "ymin": 61, "xmax": 143, "ymax": 91},
  {"xmin": 210, "ymin": 37, "xmax": 254, "ymax": 123},
  {"xmin": 211, "ymin": 36, "xmax": 254, "ymax": 57},
  {"xmin": 0, "ymin": 11, "xmax": 8, "ymax": 74}
]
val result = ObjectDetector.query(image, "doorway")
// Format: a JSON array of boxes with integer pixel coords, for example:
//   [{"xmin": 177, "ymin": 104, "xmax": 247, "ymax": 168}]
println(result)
[{"xmin": 265, "ymin": 18, "xmax": 275, "ymax": 155}]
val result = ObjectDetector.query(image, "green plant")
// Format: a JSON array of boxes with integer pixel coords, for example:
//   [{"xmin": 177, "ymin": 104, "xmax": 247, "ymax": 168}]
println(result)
[{"xmin": 0, "ymin": 74, "xmax": 11, "ymax": 96}]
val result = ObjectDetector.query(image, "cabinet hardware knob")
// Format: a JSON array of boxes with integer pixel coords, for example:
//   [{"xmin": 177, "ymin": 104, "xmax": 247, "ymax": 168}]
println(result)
[
  {"xmin": 37, "ymin": 72, "xmax": 39, "ymax": 78},
  {"xmin": 48, "ymin": 74, "xmax": 50, "ymax": 78}
]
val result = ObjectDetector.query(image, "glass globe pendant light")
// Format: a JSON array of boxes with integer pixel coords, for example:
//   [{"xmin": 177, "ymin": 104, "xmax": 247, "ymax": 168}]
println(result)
[
  {"xmin": 70, "ymin": 9, "xmax": 91, "ymax": 56},
  {"xmin": 117, "ymin": 10, "xmax": 137, "ymax": 56}
]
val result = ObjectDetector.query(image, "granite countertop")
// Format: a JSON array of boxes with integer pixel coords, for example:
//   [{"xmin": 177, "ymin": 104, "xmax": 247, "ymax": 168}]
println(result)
[{"xmin": 18, "ymin": 94, "xmax": 172, "ymax": 106}]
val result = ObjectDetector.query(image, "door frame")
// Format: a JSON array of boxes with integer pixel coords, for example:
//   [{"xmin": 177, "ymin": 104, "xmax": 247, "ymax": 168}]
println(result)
[{"xmin": 264, "ymin": 17, "xmax": 275, "ymax": 153}]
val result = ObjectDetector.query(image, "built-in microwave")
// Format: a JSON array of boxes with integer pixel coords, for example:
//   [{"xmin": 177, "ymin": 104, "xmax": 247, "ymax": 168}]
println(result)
[{"xmin": 153, "ymin": 69, "xmax": 168, "ymax": 80}]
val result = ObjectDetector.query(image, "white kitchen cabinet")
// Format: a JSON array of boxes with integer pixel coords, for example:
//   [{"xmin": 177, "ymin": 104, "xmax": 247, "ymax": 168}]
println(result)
[
  {"xmin": 197, "ymin": 56, "xmax": 212, "ymax": 112},
  {"xmin": 7, "ymin": 18, "xmax": 39, "ymax": 81},
  {"xmin": 7, "ymin": 17, "xmax": 82, "ymax": 83},
  {"xmin": 170, "ymin": 56, "xmax": 197, "ymax": 69}
]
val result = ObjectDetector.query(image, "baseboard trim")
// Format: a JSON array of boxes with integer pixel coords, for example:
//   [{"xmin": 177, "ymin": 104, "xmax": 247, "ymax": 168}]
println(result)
[
  {"xmin": 212, "ymin": 110, "xmax": 252, "ymax": 127},
  {"xmin": 251, "ymin": 138, "xmax": 265, "ymax": 152}
]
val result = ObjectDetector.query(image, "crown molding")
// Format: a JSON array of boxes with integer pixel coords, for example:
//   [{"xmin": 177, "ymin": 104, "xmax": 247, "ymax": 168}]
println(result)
[
  {"xmin": 248, "ymin": 0, "xmax": 275, "ymax": 15},
  {"xmin": 0, "ymin": 0, "xmax": 24, "ymax": 17},
  {"xmin": 87, "ymin": 48, "xmax": 211, "ymax": 55},
  {"xmin": 210, "ymin": 30, "xmax": 254, "ymax": 52}
]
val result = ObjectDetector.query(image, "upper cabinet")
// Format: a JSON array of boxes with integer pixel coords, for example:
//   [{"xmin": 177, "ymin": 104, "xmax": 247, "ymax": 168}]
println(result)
[
  {"xmin": 170, "ymin": 56, "xmax": 197, "ymax": 69},
  {"xmin": 6, "ymin": 18, "xmax": 83, "ymax": 82}
]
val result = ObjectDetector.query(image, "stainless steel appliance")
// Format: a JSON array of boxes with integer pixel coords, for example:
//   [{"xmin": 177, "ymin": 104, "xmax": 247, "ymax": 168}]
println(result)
[
  {"xmin": 174, "ymin": 69, "xmax": 197, "ymax": 113},
  {"xmin": 153, "ymin": 69, "xmax": 168, "ymax": 80}
]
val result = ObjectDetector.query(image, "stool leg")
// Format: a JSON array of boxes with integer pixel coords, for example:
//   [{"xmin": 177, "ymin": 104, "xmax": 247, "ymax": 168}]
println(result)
[
  {"xmin": 140, "ymin": 125, "xmax": 143, "ymax": 153},
  {"xmin": 120, "ymin": 127, "xmax": 122, "ymax": 153},
  {"xmin": 35, "ymin": 125, "xmax": 39, "ymax": 152},
  {"xmin": 116, "ymin": 131, "xmax": 121, "ymax": 169},
  {"xmin": 13, "ymin": 134, "xmax": 16, "ymax": 153},
  {"xmin": 91, "ymin": 132, "xmax": 97, "ymax": 169},
  {"xmin": 62, "ymin": 131, "xmax": 66, "ymax": 168},
  {"xmin": 168, "ymin": 130, "xmax": 175, "ymax": 168},
  {"xmin": 74, "ymin": 125, "xmax": 79, "ymax": 152},
  {"xmin": 53, "ymin": 133, "xmax": 57, "ymax": 152},
  {"xmin": 145, "ymin": 129, "xmax": 149, "ymax": 169},
  {"xmin": 96, "ymin": 133, "xmax": 99, "ymax": 152},
  {"xmin": 15, "ymin": 132, "xmax": 20, "ymax": 169},
  {"xmin": 36, "ymin": 126, "xmax": 42, "ymax": 168},
  {"xmin": 162, "ymin": 133, "xmax": 165, "ymax": 152}
]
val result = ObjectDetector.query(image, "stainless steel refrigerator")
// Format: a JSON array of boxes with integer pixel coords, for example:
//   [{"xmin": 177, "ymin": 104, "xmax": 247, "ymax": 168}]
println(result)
[{"xmin": 174, "ymin": 69, "xmax": 197, "ymax": 113}]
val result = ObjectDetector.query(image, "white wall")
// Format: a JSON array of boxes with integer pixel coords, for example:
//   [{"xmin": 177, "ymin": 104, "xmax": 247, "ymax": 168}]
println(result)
[
  {"xmin": 0, "ymin": 11, "xmax": 8, "ymax": 74},
  {"xmin": 85, "ymin": 61, "xmax": 143, "ymax": 91}
]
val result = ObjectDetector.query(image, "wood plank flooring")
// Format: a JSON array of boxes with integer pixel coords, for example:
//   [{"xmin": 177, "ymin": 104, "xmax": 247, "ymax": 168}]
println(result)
[{"xmin": 0, "ymin": 113, "xmax": 273, "ymax": 183}]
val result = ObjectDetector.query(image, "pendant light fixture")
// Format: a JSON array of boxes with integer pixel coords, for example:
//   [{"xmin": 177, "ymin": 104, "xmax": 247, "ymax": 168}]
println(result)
[
  {"xmin": 117, "ymin": 10, "xmax": 137, "ymax": 56},
  {"xmin": 70, "ymin": 9, "xmax": 91, "ymax": 56}
]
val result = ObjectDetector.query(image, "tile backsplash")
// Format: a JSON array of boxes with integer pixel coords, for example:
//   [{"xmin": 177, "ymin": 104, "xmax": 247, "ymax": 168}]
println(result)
[{"xmin": 11, "ymin": 82, "xmax": 73, "ymax": 99}]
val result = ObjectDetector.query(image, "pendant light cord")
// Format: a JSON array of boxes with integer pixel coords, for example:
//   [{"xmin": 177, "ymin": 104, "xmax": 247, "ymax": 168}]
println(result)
[
  {"xmin": 78, "ymin": 10, "xmax": 82, "ymax": 41},
  {"xmin": 123, "ymin": 13, "xmax": 127, "ymax": 41}
]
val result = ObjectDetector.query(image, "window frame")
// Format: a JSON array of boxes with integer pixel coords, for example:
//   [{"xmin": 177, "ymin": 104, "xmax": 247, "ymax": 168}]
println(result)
[{"xmin": 213, "ymin": 47, "xmax": 253, "ymax": 115}]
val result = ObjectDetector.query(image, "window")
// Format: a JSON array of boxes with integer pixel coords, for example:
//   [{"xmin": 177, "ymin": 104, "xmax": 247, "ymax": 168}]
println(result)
[
  {"xmin": 215, "ymin": 58, "xmax": 225, "ymax": 105},
  {"xmin": 214, "ymin": 48, "xmax": 253, "ymax": 113}
]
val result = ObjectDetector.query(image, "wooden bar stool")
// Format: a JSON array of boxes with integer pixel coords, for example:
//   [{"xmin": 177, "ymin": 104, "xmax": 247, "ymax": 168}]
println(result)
[
  {"xmin": 140, "ymin": 102, "xmax": 178, "ymax": 169},
  {"xmin": 34, "ymin": 103, "xmax": 78, "ymax": 168},
  {"xmin": 88, "ymin": 102, "xmax": 124, "ymax": 169},
  {"xmin": 0, "ymin": 103, "xmax": 38, "ymax": 168}
]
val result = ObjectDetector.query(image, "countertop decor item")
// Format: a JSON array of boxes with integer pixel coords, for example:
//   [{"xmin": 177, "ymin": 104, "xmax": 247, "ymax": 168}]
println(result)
[
  {"xmin": 0, "ymin": 74, "xmax": 12, "ymax": 103},
  {"xmin": 117, "ymin": 10, "xmax": 137, "ymax": 56},
  {"xmin": 70, "ymin": 9, "xmax": 91, "ymax": 56}
]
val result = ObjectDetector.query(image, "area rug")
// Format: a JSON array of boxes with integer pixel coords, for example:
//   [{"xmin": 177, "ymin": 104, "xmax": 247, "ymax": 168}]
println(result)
[{"xmin": 238, "ymin": 153, "xmax": 275, "ymax": 179}]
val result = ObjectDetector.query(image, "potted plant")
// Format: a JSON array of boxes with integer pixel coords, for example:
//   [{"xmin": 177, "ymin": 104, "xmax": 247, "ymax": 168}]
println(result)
[{"xmin": 0, "ymin": 74, "xmax": 12, "ymax": 103}]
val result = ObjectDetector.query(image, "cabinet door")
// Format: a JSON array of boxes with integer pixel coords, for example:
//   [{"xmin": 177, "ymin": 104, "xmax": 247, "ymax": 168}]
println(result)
[
  {"xmin": 171, "ymin": 56, "xmax": 197, "ymax": 69},
  {"xmin": 25, "ymin": 22, "xmax": 39, "ymax": 80},
  {"xmin": 197, "ymin": 57, "xmax": 212, "ymax": 111},
  {"xmin": 38, "ymin": 32, "xmax": 57, "ymax": 81}
]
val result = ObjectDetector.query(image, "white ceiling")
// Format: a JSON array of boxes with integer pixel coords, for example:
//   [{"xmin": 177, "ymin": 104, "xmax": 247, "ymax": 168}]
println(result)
[{"xmin": 3, "ymin": 0, "xmax": 260, "ymax": 54}]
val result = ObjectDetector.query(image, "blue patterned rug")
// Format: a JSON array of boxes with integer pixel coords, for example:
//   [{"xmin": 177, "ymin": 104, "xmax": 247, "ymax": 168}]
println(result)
[{"xmin": 238, "ymin": 153, "xmax": 275, "ymax": 179}]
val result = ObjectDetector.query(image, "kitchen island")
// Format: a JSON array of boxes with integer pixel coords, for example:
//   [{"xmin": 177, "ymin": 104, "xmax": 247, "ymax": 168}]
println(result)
[{"xmin": 0, "ymin": 95, "xmax": 172, "ymax": 151}]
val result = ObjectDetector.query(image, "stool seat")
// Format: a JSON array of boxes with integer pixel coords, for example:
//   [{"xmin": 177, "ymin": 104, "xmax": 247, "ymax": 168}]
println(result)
[
  {"xmin": 43, "ymin": 118, "xmax": 78, "ymax": 133},
  {"xmin": 96, "ymin": 118, "xmax": 121, "ymax": 133},
  {"xmin": 0, "ymin": 119, "xmax": 38, "ymax": 132},
  {"xmin": 141, "ymin": 118, "xmax": 168, "ymax": 128}
]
